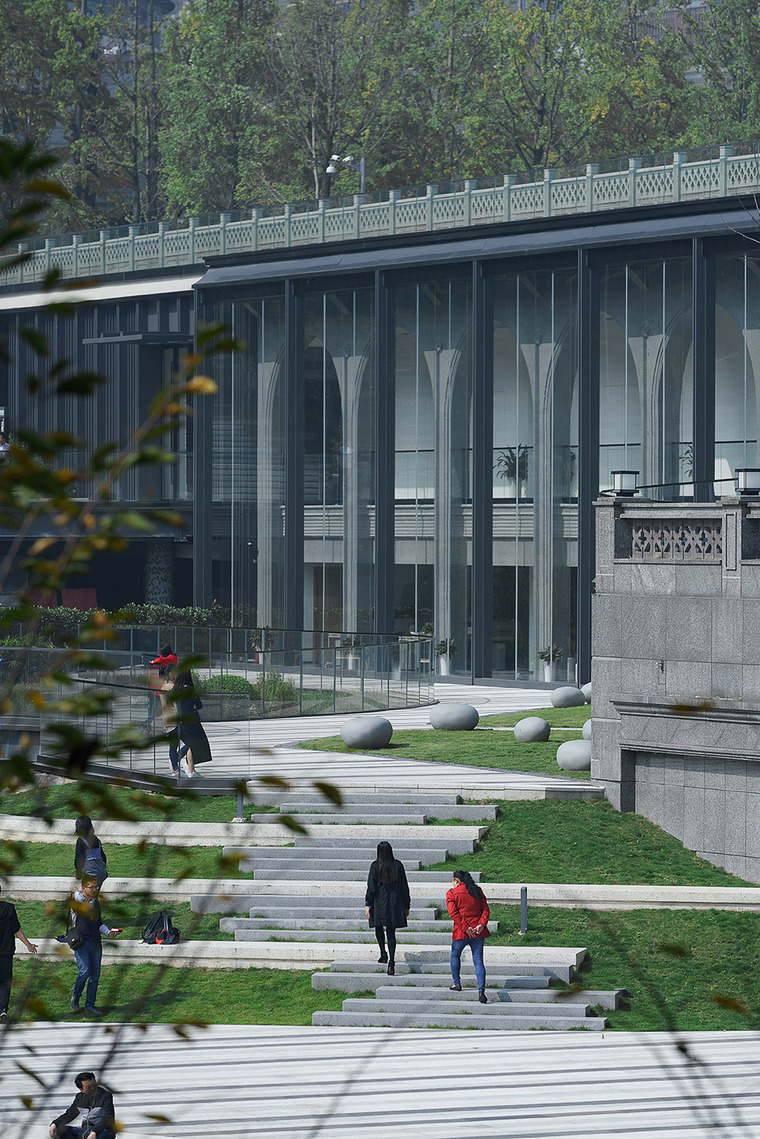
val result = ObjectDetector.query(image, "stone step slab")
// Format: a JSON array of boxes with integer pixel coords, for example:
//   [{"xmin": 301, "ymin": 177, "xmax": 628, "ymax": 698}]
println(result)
[
  {"xmin": 253, "ymin": 812, "xmax": 430, "ymax": 825},
  {"xmin": 222, "ymin": 916, "xmax": 475, "ymax": 933},
  {"xmin": 370, "ymin": 986, "xmax": 622, "ymax": 1009},
  {"xmin": 248, "ymin": 905, "xmax": 438, "ymax": 921},
  {"xmin": 241, "ymin": 868, "xmax": 479, "ymax": 882},
  {"xmin": 239, "ymin": 857, "xmax": 426, "ymax": 872},
  {"xmin": 328, "ymin": 959, "xmax": 575, "ymax": 982},
  {"xmin": 236, "ymin": 845, "xmax": 451, "ymax": 862},
  {"xmin": 311, "ymin": 1010, "xmax": 606, "ymax": 1030},
  {"xmin": 294, "ymin": 836, "xmax": 478, "ymax": 854},
  {"xmin": 234, "ymin": 929, "xmax": 454, "ymax": 944},
  {"xmin": 254, "ymin": 791, "xmax": 465, "ymax": 806},
  {"xmin": 342, "ymin": 996, "xmax": 590, "ymax": 1019},
  {"xmin": 270, "ymin": 802, "xmax": 497, "ymax": 822},
  {"xmin": 312, "ymin": 972, "xmax": 550, "ymax": 993}
]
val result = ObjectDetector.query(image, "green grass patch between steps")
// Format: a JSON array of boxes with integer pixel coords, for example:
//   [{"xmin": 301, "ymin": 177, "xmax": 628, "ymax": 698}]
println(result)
[
  {"xmin": 294, "ymin": 727, "xmax": 590, "ymax": 779},
  {"xmin": 431, "ymin": 799, "xmax": 756, "ymax": 887},
  {"xmin": 6, "ymin": 960, "xmax": 364, "ymax": 1026},
  {"xmin": 1, "ymin": 840, "xmax": 250, "ymax": 880},
  {"xmin": 11, "ymin": 899, "xmax": 235, "ymax": 942},
  {"xmin": 487, "ymin": 903, "xmax": 760, "ymax": 1031},
  {"xmin": 482, "ymin": 705, "xmax": 591, "ymax": 728}
]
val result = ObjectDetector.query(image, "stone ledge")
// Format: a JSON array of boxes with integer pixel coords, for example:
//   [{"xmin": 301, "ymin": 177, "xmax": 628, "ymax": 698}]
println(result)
[{"xmin": 21, "ymin": 938, "xmax": 588, "ymax": 971}]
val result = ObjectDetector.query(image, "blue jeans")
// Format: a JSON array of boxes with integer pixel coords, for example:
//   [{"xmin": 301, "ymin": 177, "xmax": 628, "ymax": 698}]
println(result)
[
  {"xmin": 73, "ymin": 940, "xmax": 102, "ymax": 1007},
  {"xmin": 451, "ymin": 937, "xmax": 486, "ymax": 990}
]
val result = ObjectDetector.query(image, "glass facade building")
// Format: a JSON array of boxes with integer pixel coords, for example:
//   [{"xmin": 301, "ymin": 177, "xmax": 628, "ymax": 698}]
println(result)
[{"xmin": 3, "ymin": 185, "xmax": 760, "ymax": 679}]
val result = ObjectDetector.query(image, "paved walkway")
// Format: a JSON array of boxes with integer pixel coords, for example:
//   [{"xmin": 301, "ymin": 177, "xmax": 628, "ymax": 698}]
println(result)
[
  {"xmin": 3, "ymin": 1023, "xmax": 760, "ymax": 1138},
  {"xmin": 132, "ymin": 683, "xmax": 602, "ymax": 798}
]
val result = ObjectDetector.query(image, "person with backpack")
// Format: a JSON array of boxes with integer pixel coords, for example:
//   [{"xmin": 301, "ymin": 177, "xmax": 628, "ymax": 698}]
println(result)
[
  {"xmin": 365, "ymin": 840, "xmax": 410, "ymax": 976},
  {"xmin": 74, "ymin": 817, "xmax": 108, "ymax": 887},
  {"xmin": 446, "ymin": 869, "xmax": 490, "ymax": 1003},
  {"xmin": 69, "ymin": 877, "xmax": 119, "ymax": 1017}
]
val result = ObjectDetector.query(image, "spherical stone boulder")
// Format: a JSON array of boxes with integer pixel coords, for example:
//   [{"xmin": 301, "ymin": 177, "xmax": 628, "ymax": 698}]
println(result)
[
  {"xmin": 550, "ymin": 685, "xmax": 586, "ymax": 709},
  {"xmin": 513, "ymin": 716, "xmax": 551, "ymax": 743},
  {"xmin": 556, "ymin": 739, "xmax": 592, "ymax": 771},
  {"xmin": 429, "ymin": 703, "xmax": 479, "ymax": 731},
  {"xmin": 582, "ymin": 719, "xmax": 592, "ymax": 741},
  {"xmin": 581, "ymin": 682, "xmax": 592, "ymax": 704},
  {"xmin": 341, "ymin": 715, "xmax": 393, "ymax": 749}
]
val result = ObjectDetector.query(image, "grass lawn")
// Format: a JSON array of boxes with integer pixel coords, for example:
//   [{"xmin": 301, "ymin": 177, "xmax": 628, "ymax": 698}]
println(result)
[
  {"xmin": 482, "ymin": 705, "xmax": 591, "ymax": 728},
  {"xmin": 488, "ymin": 903, "xmax": 760, "ymax": 1031},
  {"xmin": 430, "ymin": 799, "xmax": 756, "ymax": 887},
  {"xmin": 6, "ymin": 906, "xmax": 760, "ymax": 1031},
  {"xmin": 7, "ymin": 959, "xmax": 359, "ymax": 1026},
  {"xmin": 12, "ymin": 899, "xmax": 233, "ymax": 942},
  {"xmin": 0, "ymin": 783, "xmax": 275, "ymax": 824},
  {"xmin": 295, "ymin": 727, "xmax": 591, "ymax": 780},
  {"xmin": 1, "ymin": 840, "xmax": 251, "ymax": 880}
]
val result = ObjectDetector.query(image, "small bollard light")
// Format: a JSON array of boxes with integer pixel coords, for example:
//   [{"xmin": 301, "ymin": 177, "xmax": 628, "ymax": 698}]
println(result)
[
  {"xmin": 611, "ymin": 470, "xmax": 638, "ymax": 497},
  {"xmin": 519, "ymin": 885, "xmax": 528, "ymax": 936},
  {"xmin": 736, "ymin": 467, "xmax": 760, "ymax": 496}
]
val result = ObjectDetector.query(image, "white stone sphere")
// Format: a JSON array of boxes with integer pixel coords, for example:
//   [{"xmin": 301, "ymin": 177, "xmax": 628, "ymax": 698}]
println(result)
[
  {"xmin": 556, "ymin": 739, "xmax": 592, "ymax": 771},
  {"xmin": 429, "ymin": 703, "xmax": 479, "ymax": 730},
  {"xmin": 551, "ymin": 685, "xmax": 586, "ymax": 708},
  {"xmin": 341, "ymin": 715, "xmax": 393, "ymax": 749},
  {"xmin": 513, "ymin": 716, "xmax": 551, "ymax": 743},
  {"xmin": 582, "ymin": 720, "xmax": 592, "ymax": 741},
  {"xmin": 581, "ymin": 682, "xmax": 592, "ymax": 703}
]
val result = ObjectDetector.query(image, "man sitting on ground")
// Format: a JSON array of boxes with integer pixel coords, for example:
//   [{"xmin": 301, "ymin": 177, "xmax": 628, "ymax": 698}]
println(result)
[{"xmin": 49, "ymin": 1071, "xmax": 116, "ymax": 1139}]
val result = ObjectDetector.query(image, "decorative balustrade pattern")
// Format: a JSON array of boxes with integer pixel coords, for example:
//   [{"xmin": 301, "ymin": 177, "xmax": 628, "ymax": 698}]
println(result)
[
  {"xmin": 630, "ymin": 521, "xmax": 723, "ymax": 562},
  {"xmin": 3, "ymin": 144, "xmax": 757, "ymax": 288}
]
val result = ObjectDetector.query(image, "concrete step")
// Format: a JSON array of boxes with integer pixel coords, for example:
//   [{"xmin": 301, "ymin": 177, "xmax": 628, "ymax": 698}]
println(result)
[
  {"xmin": 312, "ymin": 972, "xmax": 550, "ymax": 993},
  {"xmin": 222, "ymin": 917, "xmax": 472, "ymax": 933},
  {"xmin": 342, "ymin": 996, "xmax": 590, "ymax": 1019},
  {"xmin": 311, "ymin": 1010, "xmax": 606, "ymax": 1030},
  {"xmin": 231, "ymin": 846, "xmax": 451, "ymax": 862},
  {"xmin": 254, "ymin": 792, "xmax": 464, "ymax": 806},
  {"xmin": 240, "ymin": 868, "xmax": 479, "ymax": 882},
  {"xmin": 294, "ymin": 836, "xmax": 477, "ymax": 854},
  {"xmin": 328, "ymin": 959, "xmax": 574, "ymax": 982},
  {"xmin": 271, "ymin": 802, "xmax": 497, "ymax": 822},
  {"xmin": 238, "ymin": 857, "xmax": 425, "ymax": 872},
  {"xmin": 370, "ymin": 986, "xmax": 620, "ymax": 1009},
  {"xmin": 234, "ymin": 929, "xmax": 454, "ymax": 944},
  {"xmin": 248, "ymin": 906, "xmax": 437, "ymax": 921},
  {"xmin": 251, "ymin": 812, "xmax": 430, "ymax": 825}
]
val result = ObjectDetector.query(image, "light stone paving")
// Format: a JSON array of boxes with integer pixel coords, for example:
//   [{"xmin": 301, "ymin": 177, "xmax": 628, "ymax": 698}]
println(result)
[
  {"xmin": 125, "ymin": 683, "xmax": 603, "ymax": 799},
  {"xmin": 2, "ymin": 1022, "xmax": 760, "ymax": 1138}
]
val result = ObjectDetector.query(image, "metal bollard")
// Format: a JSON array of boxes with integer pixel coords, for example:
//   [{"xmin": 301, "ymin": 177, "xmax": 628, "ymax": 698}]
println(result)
[{"xmin": 519, "ymin": 885, "xmax": 528, "ymax": 936}]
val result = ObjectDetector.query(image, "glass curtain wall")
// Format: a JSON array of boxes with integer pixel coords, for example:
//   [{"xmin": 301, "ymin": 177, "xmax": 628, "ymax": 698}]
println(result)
[
  {"xmin": 492, "ymin": 268, "xmax": 577, "ymax": 681},
  {"xmin": 303, "ymin": 287, "xmax": 375, "ymax": 634},
  {"xmin": 715, "ymin": 253, "xmax": 759, "ymax": 491},
  {"xmin": 599, "ymin": 259, "xmax": 692, "ymax": 498},
  {"xmin": 393, "ymin": 279, "xmax": 472, "ymax": 674}
]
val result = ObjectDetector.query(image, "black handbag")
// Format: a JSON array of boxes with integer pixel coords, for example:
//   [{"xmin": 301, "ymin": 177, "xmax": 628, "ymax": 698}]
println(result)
[{"xmin": 56, "ymin": 911, "xmax": 83, "ymax": 951}]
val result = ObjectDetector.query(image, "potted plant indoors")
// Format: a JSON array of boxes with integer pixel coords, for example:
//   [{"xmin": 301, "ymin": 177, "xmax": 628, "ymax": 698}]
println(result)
[
  {"xmin": 496, "ymin": 445, "xmax": 529, "ymax": 498},
  {"xmin": 537, "ymin": 644, "xmax": 562, "ymax": 683},
  {"xmin": 435, "ymin": 637, "xmax": 457, "ymax": 676}
]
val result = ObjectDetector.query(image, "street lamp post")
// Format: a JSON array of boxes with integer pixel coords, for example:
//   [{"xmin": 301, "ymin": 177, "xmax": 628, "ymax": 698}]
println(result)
[{"xmin": 325, "ymin": 153, "xmax": 366, "ymax": 193}]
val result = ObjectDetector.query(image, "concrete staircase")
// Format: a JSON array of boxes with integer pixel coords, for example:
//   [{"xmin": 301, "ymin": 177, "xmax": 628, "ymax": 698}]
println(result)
[
  {"xmin": 312, "ymin": 959, "xmax": 618, "ymax": 1030},
  {"xmin": 192, "ymin": 790, "xmax": 616, "ymax": 1026}
]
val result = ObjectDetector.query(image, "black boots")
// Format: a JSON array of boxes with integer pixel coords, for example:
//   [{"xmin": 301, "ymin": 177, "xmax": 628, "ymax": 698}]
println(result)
[
  {"xmin": 387, "ymin": 962, "xmax": 395, "ymax": 975},
  {"xmin": 377, "ymin": 954, "xmax": 388, "ymax": 964}
]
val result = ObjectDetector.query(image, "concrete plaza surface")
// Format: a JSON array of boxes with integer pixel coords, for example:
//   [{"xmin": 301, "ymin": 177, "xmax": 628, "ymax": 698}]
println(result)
[{"xmin": 3, "ymin": 1022, "xmax": 760, "ymax": 1137}]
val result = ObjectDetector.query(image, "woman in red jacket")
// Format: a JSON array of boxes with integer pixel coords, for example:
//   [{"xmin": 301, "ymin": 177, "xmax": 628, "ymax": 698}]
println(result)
[{"xmin": 446, "ymin": 869, "xmax": 490, "ymax": 1003}]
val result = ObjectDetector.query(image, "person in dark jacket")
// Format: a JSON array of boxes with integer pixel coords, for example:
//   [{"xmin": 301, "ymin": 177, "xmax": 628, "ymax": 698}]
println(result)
[
  {"xmin": 446, "ymin": 869, "xmax": 490, "ymax": 1003},
  {"xmin": 69, "ymin": 878, "xmax": 118, "ymax": 1017},
  {"xmin": 49, "ymin": 1070, "xmax": 116, "ymax": 1139},
  {"xmin": 0, "ymin": 884, "xmax": 37, "ymax": 1023},
  {"xmin": 172, "ymin": 669, "xmax": 212, "ymax": 778},
  {"xmin": 74, "ymin": 816, "xmax": 108, "ymax": 886},
  {"xmin": 365, "ymin": 840, "xmax": 410, "ymax": 975}
]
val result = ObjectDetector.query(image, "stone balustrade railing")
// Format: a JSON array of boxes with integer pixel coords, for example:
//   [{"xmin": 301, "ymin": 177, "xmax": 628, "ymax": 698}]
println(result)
[{"xmin": 2, "ymin": 143, "xmax": 758, "ymax": 288}]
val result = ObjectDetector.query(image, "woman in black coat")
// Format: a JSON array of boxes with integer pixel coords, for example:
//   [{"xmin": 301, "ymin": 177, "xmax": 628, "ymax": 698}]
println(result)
[
  {"xmin": 172, "ymin": 670, "xmax": 212, "ymax": 778},
  {"xmin": 365, "ymin": 840, "xmax": 410, "ymax": 975}
]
